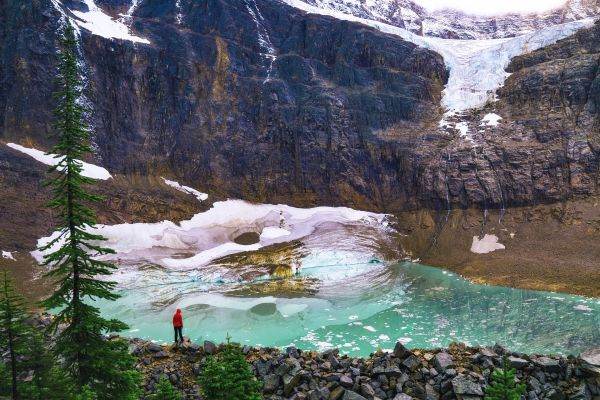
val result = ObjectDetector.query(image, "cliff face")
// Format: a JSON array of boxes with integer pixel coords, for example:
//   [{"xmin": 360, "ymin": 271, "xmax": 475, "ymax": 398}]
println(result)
[{"xmin": 0, "ymin": 0, "xmax": 599, "ymax": 212}]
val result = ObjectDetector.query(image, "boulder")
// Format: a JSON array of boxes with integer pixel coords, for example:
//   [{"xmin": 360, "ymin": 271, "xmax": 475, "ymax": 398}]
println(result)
[
  {"xmin": 203, "ymin": 340, "xmax": 217, "ymax": 355},
  {"xmin": 434, "ymin": 352, "xmax": 455, "ymax": 371},
  {"xmin": 451, "ymin": 375, "xmax": 484, "ymax": 398},
  {"xmin": 343, "ymin": 391, "xmax": 368, "ymax": 400},
  {"xmin": 263, "ymin": 374, "xmax": 280, "ymax": 394},
  {"xmin": 532, "ymin": 357, "xmax": 561, "ymax": 373},
  {"xmin": 508, "ymin": 356, "xmax": 529, "ymax": 369},
  {"xmin": 394, "ymin": 342, "xmax": 412, "ymax": 359}
]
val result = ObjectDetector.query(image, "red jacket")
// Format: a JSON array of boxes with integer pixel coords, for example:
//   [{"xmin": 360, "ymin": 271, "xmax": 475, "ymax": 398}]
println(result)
[{"xmin": 173, "ymin": 309, "xmax": 183, "ymax": 328}]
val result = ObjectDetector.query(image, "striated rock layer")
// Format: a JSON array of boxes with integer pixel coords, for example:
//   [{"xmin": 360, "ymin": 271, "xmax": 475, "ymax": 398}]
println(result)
[{"xmin": 0, "ymin": 0, "xmax": 599, "ymax": 212}]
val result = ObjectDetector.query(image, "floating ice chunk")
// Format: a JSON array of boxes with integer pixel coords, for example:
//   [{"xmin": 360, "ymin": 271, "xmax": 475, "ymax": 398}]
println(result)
[
  {"xmin": 1, "ymin": 251, "xmax": 15, "ymax": 260},
  {"xmin": 72, "ymin": 0, "xmax": 150, "ymax": 44},
  {"xmin": 6, "ymin": 143, "xmax": 112, "ymax": 180},
  {"xmin": 574, "ymin": 304, "xmax": 592, "ymax": 312},
  {"xmin": 470, "ymin": 234, "xmax": 505, "ymax": 254},
  {"xmin": 481, "ymin": 113, "xmax": 502, "ymax": 127},
  {"xmin": 364, "ymin": 325, "xmax": 376, "ymax": 332},
  {"xmin": 162, "ymin": 178, "xmax": 208, "ymax": 202},
  {"xmin": 277, "ymin": 303, "xmax": 308, "ymax": 316},
  {"xmin": 260, "ymin": 227, "xmax": 291, "ymax": 241}
]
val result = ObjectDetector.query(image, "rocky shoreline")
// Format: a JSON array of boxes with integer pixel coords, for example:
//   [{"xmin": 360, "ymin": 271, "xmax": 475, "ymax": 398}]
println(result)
[{"xmin": 126, "ymin": 336, "xmax": 600, "ymax": 400}]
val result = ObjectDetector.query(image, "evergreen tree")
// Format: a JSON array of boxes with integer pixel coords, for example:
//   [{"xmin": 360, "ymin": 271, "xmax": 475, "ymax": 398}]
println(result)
[
  {"xmin": 0, "ymin": 270, "xmax": 30, "ymax": 400},
  {"xmin": 485, "ymin": 357, "xmax": 527, "ymax": 400},
  {"xmin": 40, "ymin": 21, "xmax": 141, "ymax": 399},
  {"xmin": 198, "ymin": 335, "xmax": 262, "ymax": 400},
  {"xmin": 19, "ymin": 329, "xmax": 74, "ymax": 400},
  {"xmin": 150, "ymin": 377, "xmax": 182, "ymax": 400}
]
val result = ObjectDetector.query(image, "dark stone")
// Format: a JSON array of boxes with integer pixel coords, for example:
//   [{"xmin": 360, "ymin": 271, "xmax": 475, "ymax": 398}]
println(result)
[
  {"xmin": 434, "ymin": 353, "xmax": 454, "ymax": 371},
  {"xmin": 203, "ymin": 341, "xmax": 217, "ymax": 355}
]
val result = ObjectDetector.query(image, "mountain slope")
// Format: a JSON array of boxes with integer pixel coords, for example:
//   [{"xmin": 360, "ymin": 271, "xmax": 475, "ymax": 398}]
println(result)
[{"xmin": 0, "ymin": 0, "xmax": 599, "ymax": 213}]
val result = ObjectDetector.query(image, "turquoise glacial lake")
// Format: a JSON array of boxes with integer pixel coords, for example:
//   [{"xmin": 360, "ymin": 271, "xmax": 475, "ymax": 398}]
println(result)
[{"xmin": 96, "ymin": 261, "xmax": 600, "ymax": 356}]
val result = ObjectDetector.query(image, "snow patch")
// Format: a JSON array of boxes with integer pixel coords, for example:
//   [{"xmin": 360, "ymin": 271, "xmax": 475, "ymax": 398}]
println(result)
[
  {"xmin": 260, "ymin": 227, "xmax": 291, "ymax": 240},
  {"xmin": 1, "ymin": 251, "xmax": 15, "ymax": 261},
  {"xmin": 481, "ymin": 113, "xmax": 502, "ymax": 127},
  {"xmin": 470, "ymin": 234, "xmax": 505, "ymax": 254},
  {"xmin": 161, "ymin": 178, "xmax": 208, "ymax": 202},
  {"xmin": 6, "ymin": 143, "xmax": 112, "ymax": 180},
  {"xmin": 175, "ymin": 0, "xmax": 183, "ymax": 24},
  {"xmin": 245, "ymin": 0, "xmax": 277, "ymax": 83},
  {"xmin": 72, "ymin": 0, "xmax": 150, "ymax": 43}
]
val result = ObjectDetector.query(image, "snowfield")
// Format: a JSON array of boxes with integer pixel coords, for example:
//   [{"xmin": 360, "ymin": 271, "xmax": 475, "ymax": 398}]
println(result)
[
  {"xmin": 52, "ymin": 0, "xmax": 150, "ymax": 44},
  {"xmin": 162, "ymin": 178, "xmax": 208, "ymax": 202},
  {"xmin": 281, "ymin": 0, "xmax": 595, "ymax": 113},
  {"xmin": 6, "ymin": 143, "xmax": 112, "ymax": 180},
  {"xmin": 33, "ymin": 199, "xmax": 391, "ymax": 271}
]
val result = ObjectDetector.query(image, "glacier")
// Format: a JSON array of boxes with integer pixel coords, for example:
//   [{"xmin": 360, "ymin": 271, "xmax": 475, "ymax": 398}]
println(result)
[{"xmin": 281, "ymin": 0, "xmax": 595, "ymax": 114}]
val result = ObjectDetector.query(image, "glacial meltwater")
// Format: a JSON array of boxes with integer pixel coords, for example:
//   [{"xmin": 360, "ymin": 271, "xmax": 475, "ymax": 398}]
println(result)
[
  {"xmin": 96, "ymin": 261, "xmax": 599, "ymax": 357},
  {"xmin": 36, "ymin": 200, "xmax": 598, "ymax": 356}
]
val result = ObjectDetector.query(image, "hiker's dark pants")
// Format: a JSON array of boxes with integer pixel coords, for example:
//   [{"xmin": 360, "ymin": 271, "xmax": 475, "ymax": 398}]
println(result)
[{"xmin": 174, "ymin": 326, "xmax": 183, "ymax": 342}]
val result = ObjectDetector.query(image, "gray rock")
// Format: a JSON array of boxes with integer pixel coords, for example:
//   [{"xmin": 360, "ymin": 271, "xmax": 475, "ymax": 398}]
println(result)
[
  {"xmin": 372, "ymin": 366, "xmax": 403, "ymax": 377},
  {"xmin": 360, "ymin": 382, "xmax": 375, "ymax": 398},
  {"xmin": 580, "ymin": 348, "xmax": 600, "ymax": 377},
  {"xmin": 508, "ymin": 356, "xmax": 529, "ymax": 369},
  {"xmin": 568, "ymin": 384, "xmax": 591, "ymax": 400},
  {"xmin": 343, "ymin": 391, "xmax": 368, "ymax": 400},
  {"xmin": 546, "ymin": 388, "xmax": 566, "ymax": 400},
  {"xmin": 451, "ymin": 375, "xmax": 484, "ymax": 397},
  {"xmin": 146, "ymin": 343, "xmax": 162, "ymax": 353},
  {"xmin": 394, "ymin": 342, "xmax": 412, "ymax": 359},
  {"xmin": 203, "ymin": 340, "xmax": 217, "ymax": 355},
  {"xmin": 394, "ymin": 395, "xmax": 413, "ymax": 400},
  {"xmin": 403, "ymin": 355, "xmax": 421, "ymax": 371},
  {"xmin": 532, "ymin": 356, "xmax": 561, "ymax": 373},
  {"xmin": 340, "ymin": 375, "xmax": 354, "ymax": 388},
  {"xmin": 434, "ymin": 352, "xmax": 455, "ymax": 371},
  {"xmin": 263, "ymin": 373, "xmax": 280, "ymax": 394}
]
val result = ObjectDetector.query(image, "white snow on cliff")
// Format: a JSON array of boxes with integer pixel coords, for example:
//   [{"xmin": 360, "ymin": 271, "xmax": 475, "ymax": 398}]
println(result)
[
  {"xmin": 6, "ymin": 143, "xmax": 112, "ymax": 180},
  {"xmin": 161, "ymin": 177, "xmax": 208, "ymax": 202},
  {"xmin": 64, "ymin": 0, "xmax": 150, "ymax": 43},
  {"xmin": 470, "ymin": 234, "xmax": 505, "ymax": 254},
  {"xmin": 281, "ymin": 0, "xmax": 595, "ymax": 113},
  {"xmin": 1, "ymin": 251, "xmax": 15, "ymax": 261},
  {"xmin": 33, "ymin": 200, "xmax": 389, "ymax": 271}
]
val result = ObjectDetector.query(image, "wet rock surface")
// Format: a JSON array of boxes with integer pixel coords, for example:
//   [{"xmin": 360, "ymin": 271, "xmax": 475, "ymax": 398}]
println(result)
[{"xmin": 124, "ymin": 336, "xmax": 600, "ymax": 400}]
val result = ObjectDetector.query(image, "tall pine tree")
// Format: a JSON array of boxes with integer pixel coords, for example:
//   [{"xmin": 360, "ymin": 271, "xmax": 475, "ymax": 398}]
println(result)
[
  {"xmin": 0, "ymin": 270, "xmax": 29, "ymax": 400},
  {"xmin": 40, "ymin": 21, "xmax": 140, "ymax": 399}
]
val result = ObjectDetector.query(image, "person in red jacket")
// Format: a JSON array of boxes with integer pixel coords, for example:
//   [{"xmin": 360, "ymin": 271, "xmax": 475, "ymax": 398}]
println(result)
[{"xmin": 173, "ymin": 308, "xmax": 184, "ymax": 343}]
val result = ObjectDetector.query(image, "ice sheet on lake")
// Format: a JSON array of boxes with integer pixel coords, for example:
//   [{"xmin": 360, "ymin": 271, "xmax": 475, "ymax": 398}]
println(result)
[
  {"xmin": 33, "ymin": 199, "xmax": 390, "ymax": 272},
  {"xmin": 6, "ymin": 143, "xmax": 112, "ymax": 180}
]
